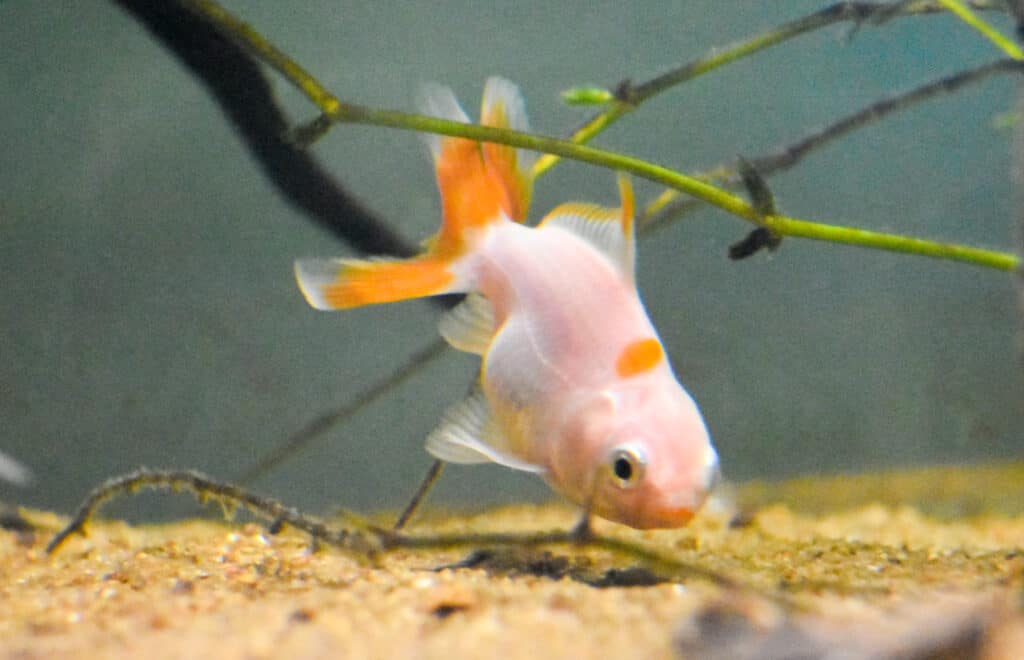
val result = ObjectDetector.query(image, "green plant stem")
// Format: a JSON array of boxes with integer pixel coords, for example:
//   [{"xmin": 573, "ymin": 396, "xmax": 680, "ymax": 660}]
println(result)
[
  {"xmin": 186, "ymin": 0, "xmax": 341, "ymax": 115},
  {"xmin": 938, "ymin": 0, "xmax": 1024, "ymax": 59},
  {"xmin": 184, "ymin": 0, "xmax": 1020, "ymax": 273},
  {"xmin": 533, "ymin": 0, "xmax": 1006, "ymax": 177},
  {"xmin": 335, "ymin": 103, "xmax": 1019, "ymax": 271}
]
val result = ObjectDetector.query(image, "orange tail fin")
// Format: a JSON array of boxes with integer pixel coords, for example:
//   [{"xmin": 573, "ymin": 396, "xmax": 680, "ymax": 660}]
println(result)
[
  {"xmin": 479, "ymin": 77, "xmax": 535, "ymax": 223},
  {"xmin": 295, "ymin": 257, "xmax": 458, "ymax": 310},
  {"xmin": 422, "ymin": 77, "xmax": 535, "ymax": 248},
  {"xmin": 296, "ymin": 78, "xmax": 534, "ymax": 310}
]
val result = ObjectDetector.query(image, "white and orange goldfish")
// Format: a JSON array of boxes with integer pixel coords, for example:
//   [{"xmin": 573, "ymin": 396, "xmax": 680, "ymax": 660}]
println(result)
[{"xmin": 296, "ymin": 78, "xmax": 718, "ymax": 529}]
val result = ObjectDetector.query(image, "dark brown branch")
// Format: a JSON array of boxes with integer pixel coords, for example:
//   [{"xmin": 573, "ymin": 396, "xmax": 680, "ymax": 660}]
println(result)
[
  {"xmin": 393, "ymin": 459, "xmax": 445, "ymax": 530},
  {"xmin": 111, "ymin": 0, "xmax": 418, "ymax": 259},
  {"xmin": 749, "ymin": 58, "xmax": 1024, "ymax": 175},
  {"xmin": 44, "ymin": 468, "xmax": 384, "ymax": 556},
  {"xmin": 647, "ymin": 58, "xmax": 1024, "ymax": 230},
  {"xmin": 1008, "ymin": 0, "xmax": 1024, "ymax": 37},
  {"xmin": 108, "ymin": 1, "xmax": 462, "ymax": 488},
  {"xmin": 44, "ymin": 468, "xmax": 749, "ymax": 595},
  {"xmin": 235, "ymin": 339, "xmax": 450, "ymax": 485}
]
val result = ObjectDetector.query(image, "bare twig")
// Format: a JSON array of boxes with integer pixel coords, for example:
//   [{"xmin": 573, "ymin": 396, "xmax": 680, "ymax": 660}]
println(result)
[
  {"xmin": 45, "ymin": 468, "xmax": 773, "ymax": 600},
  {"xmin": 235, "ymin": 339, "xmax": 450, "ymax": 485},
  {"xmin": 644, "ymin": 59, "xmax": 1024, "ymax": 233},
  {"xmin": 44, "ymin": 468, "xmax": 384, "ymax": 556},
  {"xmin": 393, "ymin": 459, "xmax": 446, "ymax": 531}
]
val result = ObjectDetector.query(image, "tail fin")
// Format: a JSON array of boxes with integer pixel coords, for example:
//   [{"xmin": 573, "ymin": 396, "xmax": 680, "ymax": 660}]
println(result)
[
  {"xmin": 296, "ymin": 78, "xmax": 534, "ymax": 310},
  {"xmin": 420, "ymin": 76, "xmax": 534, "ymax": 235},
  {"xmin": 479, "ymin": 77, "xmax": 535, "ymax": 222},
  {"xmin": 295, "ymin": 257, "xmax": 459, "ymax": 310}
]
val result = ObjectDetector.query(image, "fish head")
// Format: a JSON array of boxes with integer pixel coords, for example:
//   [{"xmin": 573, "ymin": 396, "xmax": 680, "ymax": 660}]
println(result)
[{"xmin": 549, "ymin": 381, "xmax": 718, "ymax": 529}]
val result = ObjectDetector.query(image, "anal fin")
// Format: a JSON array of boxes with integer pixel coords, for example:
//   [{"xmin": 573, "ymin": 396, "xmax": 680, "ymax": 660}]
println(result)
[{"xmin": 438, "ymin": 293, "xmax": 495, "ymax": 355}]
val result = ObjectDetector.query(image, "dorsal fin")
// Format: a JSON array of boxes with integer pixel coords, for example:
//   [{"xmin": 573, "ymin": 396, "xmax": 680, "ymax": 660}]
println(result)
[
  {"xmin": 537, "ymin": 174, "xmax": 636, "ymax": 280},
  {"xmin": 425, "ymin": 391, "xmax": 543, "ymax": 473},
  {"xmin": 438, "ymin": 293, "xmax": 495, "ymax": 355}
]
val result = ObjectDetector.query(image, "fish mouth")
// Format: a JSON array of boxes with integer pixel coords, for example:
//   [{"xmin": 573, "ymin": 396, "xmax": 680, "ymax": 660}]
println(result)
[
  {"xmin": 638, "ymin": 482, "xmax": 716, "ymax": 529},
  {"xmin": 626, "ymin": 503, "xmax": 695, "ymax": 530},
  {"xmin": 651, "ymin": 504, "xmax": 696, "ymax": 528}
]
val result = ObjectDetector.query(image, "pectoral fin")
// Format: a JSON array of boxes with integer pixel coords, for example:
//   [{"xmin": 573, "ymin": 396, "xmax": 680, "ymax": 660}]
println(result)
[{"xmin": 425, "ymin": 391, "xmax": 542, "ymax": 473}]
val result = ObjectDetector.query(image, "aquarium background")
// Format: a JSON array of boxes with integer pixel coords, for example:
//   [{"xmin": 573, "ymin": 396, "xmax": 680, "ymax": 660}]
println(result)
[{"xmin": 1, "ymin": 2, "xmax": 1021, "ymax": 519}]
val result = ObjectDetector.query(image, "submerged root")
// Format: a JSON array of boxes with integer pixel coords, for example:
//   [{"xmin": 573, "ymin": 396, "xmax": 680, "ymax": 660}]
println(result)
[
  {"xmin": 44, "ymin": 468, "xmax": 386, "ymax": 556},
  {"xmin": 45, "ymin": 468, "xmax": 786, "ymax": 603}
]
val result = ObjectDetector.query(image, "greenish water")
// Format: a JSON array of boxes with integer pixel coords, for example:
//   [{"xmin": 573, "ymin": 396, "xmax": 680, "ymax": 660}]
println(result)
[{"xmin": 1, "ymin": 2, "xmax": 1020, "ymax": 519}]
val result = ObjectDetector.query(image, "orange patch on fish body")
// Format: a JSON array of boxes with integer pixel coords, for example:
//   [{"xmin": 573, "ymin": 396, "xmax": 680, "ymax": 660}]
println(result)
[{"xmin": 615, "ymin": 338, "xmax": 663, "ymax": 378}]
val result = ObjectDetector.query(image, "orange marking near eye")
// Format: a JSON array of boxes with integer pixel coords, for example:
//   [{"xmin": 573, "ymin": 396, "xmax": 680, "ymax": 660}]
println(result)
[{"xmin": 615, "ymin": 338, "xmax": 663, "ymax": 378}]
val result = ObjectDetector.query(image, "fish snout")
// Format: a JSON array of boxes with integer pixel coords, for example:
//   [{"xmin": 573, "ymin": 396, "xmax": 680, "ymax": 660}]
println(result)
[{"xmin": 656, "ymin": 447, "xmax": 720, "ymax": 526}]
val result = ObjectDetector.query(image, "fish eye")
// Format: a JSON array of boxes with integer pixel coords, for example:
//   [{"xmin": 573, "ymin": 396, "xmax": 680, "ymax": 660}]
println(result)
[{"xmin": 608, "ymin": 445, "xmax": 646, "ymax": 489}]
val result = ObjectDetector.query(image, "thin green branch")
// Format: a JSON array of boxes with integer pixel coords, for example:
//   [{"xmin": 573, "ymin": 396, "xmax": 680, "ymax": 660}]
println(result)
[
  {"xmin": 533, "ymin": 0, "xmax": 1006, "ymax": 177},
  {"xmin": 182, "ymin": 0, "xmax": 1019, "ymax": 273},
  {"xmin": 185, "ymin": 0, "xmax": 341, "ymax": 115},
  {"xmin": 766, "ymin": 216, "xmax": 1016, "ymax": 269},
  {"xmin": 334, "ymin": 103, "xmax": 1019, "ymax": 271},
  {"xmin": 938, "ymin": 0, "xmax": 1024, "ymax": 59}
]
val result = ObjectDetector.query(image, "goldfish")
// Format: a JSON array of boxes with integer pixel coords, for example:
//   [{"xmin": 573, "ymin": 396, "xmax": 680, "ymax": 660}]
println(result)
[{"xmin": 295, "ymin": 77, "xmax": 718, "ymax": 529}]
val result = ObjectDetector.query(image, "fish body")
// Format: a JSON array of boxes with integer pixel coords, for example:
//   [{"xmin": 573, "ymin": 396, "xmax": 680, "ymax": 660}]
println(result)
[{"xmin": 296, "ymin": 78, "xmax": 718, "ymax": 528}]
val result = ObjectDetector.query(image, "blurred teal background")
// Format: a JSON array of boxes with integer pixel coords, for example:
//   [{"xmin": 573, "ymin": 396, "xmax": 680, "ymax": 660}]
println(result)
[{"xmin": 1, "ymin": 2, "xmax": 1021, "ymax": 519}]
